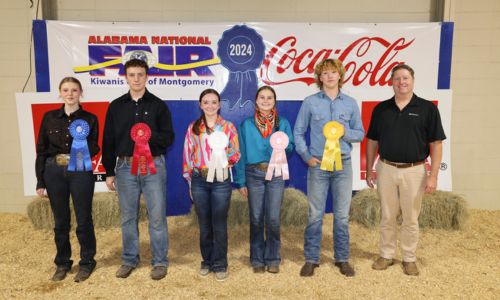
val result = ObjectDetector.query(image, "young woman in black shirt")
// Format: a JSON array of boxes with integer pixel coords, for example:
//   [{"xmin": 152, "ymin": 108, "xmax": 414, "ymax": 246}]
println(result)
[{"xmin": 35, "ymin": 77, "xmax": 99, "ymax": 282}]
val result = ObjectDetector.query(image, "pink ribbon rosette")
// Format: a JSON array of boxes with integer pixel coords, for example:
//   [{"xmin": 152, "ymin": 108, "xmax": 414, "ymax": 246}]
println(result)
[
  {"xmin": 265, "ymin": 131, "xmax": 290, "ymax": 181},
  {"xmin": 206, "ymin": 131, "xmax": 230, "ymax": 183}
]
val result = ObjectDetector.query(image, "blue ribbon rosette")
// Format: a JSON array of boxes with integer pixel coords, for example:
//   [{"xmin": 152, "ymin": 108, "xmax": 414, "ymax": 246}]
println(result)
[
  {"xmin": 217, "ymin": 25, "xmax": 266, "ymax": 113},
  {"xmin": 68, "ymin": 119, "xmax": 93, "ymax": 172}
]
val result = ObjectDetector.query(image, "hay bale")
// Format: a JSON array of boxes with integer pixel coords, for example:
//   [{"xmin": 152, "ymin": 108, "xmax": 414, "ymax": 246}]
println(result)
[
  {"xmin": 281, "ymin": 188, "xmax": 308, "ymax": 227},
  {"xmin": 27, "ymin": 192, "xmax": 148, "ymax": 230},
  {"xmin": 189, "ymin": 187, "xmax": 308, "ymax": 227},
  {"xmin": 419, "ymin": 191, "xmax": 469, "ymax": 230},
  {"xmin": 228, "ymin": 190, "xmax": 251, "ymax": 226},
  {"xmin": 91, "ymin": 192, "xmax": 122, "ymax": 228},
  {"xmin": 350, "ymin": 188, "xmax": 380, "ymax": 228},
  {"xmin": 27, "ymin": 198, "xmax": 55, "ymax": 229},
  {"xmin": 350, "ymin": 188, "xmax": 469, "ymax": 230}
]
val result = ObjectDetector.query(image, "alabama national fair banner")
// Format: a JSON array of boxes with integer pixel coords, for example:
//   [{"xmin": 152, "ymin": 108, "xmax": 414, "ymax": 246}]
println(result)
[{"xmin": 17, "ymin": 21, "xmax": 453, "ymax": 215}]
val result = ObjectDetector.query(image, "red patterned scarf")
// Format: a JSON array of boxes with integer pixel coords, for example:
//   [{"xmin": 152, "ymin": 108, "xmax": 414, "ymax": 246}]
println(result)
[{"xmin": 255, "ymin": 108, "xmax": 276, "ymax": 138}]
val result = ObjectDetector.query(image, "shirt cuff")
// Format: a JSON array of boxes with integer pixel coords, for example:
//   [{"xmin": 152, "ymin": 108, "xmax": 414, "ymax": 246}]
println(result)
[
  {"xmin": 234, "ymin": 182, "xmax": 246, "ymax": 189},
  {"xmin": 36, "ymin": 181, "xmax": 45, "ymax": 190},
  {"xmin": 300, "ymin": 152, "xmax": 313, "ymax": 164}
]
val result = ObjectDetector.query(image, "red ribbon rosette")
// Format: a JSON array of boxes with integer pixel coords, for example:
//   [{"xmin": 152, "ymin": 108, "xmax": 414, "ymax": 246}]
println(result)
[{"xmin": 130, "ymin": 123, "xmax": 156, "ymax": 176}]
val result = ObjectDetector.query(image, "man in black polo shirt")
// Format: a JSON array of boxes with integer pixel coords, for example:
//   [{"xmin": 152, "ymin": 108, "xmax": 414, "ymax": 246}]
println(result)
[
  {"xmin": 102, "ymin": 57, "xmax": 174, "ymax": 280},
  {"xmin": 365, "ymin": 64, "xmax": 446, "ymax": 276}
]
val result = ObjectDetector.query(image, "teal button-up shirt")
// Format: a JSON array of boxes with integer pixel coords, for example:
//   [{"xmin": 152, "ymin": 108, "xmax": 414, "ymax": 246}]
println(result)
[{"xmin": 234, "ymin": 116, "xmax": 294, "ymax": 188}]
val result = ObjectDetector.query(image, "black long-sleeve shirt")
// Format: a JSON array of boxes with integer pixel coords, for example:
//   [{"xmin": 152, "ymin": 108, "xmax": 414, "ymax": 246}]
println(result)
[
  {"xmin": 35, "ymin": 105, "xmax": 100, "ymax": 189},
  {"xmin": 102, "ymin": 89, "xmax": 174, "ymax": 176}
]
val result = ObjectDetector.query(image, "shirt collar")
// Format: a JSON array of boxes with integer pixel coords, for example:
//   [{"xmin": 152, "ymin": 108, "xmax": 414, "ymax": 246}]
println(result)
[
  {"xmin": 125, "ymin": 88, "xmax": 150, "ymax": 102},
  {"xmin": 200, "ymin": 115, "xmax": 224, "ymax": 131},
  {"xmin": 390, "ymin": 93, "xmax": 419, "ymax": 108},
  {"xmin": 56, "ymin": 104, "xmax": 82, "ymax": 118},
  {"xmin": 215, "ymin": 115, "xmax": 224, "ymax": 126},
  {"xmin": 319, "ymin": 90, "xmax": 345, "ymax": 101},
  {"xmin": 408, "ymin": 93, "xmax": 419, "ymax": 106}
]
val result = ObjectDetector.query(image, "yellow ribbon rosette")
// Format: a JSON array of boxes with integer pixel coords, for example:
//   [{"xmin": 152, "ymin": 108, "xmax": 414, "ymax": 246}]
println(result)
[{"xmin": 320, "ymin": 121, "xmax": 344, "ymax": 172}]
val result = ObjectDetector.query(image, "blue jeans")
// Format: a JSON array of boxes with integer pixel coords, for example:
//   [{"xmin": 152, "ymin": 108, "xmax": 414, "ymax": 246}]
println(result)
[
  {"xmin": 246, "ymin": 165, "xmax": 285, "ymax": 267},
  {"xmin": 304, "ymin": 157, "xmax": 353, "ymax": 263},
  {"xmin": 191, "ymin": 173, "xmax": 232, "ymax": 272},
  {"xmin": 44, "ymin": 158, "xmax": 96, "ymax": 271},
  {"xmin": 115, "ymin": 156, "xmax": 168, "ymax": 267}
]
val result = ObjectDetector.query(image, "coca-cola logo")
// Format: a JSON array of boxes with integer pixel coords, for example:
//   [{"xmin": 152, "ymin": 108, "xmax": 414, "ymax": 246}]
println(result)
[{"xmin": 261, "ymin": 36, "xmax": 414, "ymax": 87}]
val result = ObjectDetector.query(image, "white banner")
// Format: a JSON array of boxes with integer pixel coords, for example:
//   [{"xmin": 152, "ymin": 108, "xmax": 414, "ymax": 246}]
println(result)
[{"xmin": 44, "ymin": 22, "xmax": 441, "ymax": 98}]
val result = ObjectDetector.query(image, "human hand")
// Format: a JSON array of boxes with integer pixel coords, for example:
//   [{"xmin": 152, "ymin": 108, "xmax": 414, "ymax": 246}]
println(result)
[
  {"xmin": 425, "ymin": 175, "xmax": 437, "ymax": 194},
  {"xmin": 106, "ymin": 176, "xmax": 116, "ymax": 191},
  {"xmin": 307, "ymin": 157, "xmax": 321, "ymax": 167},
  {"xmin": 239, "ymin": 187, "xmax": 248, "ymax": 198},
  {"xmin": 36, "ymin": 188, "xmax": 46, "ymax": 198},
  {"xmin": 366, "ymin": 171, "xmax": 377, "ymax": 189}
]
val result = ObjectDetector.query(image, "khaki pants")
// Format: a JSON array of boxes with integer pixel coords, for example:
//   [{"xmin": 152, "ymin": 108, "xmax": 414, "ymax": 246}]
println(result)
[{"xmin": 375, "ymin": 160, "xmax": 426, "ymax": 262}]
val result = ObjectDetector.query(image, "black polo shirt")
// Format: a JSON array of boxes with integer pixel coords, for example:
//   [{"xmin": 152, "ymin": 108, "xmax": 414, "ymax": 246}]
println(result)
[
  {"xmin": 366, "ymin": 93, "xmax": 446, "ymax": 163},
  {"xmin": 102, "ymin": 89, "xmax": 174, "ymax": 176}
]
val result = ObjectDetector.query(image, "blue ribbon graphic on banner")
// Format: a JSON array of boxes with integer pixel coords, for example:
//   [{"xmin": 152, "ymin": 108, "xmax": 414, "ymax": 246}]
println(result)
[
  {"xmin": 217, "ymin": 25, "xmax": 265, "ymax": 113},
  {"xmin": 68, "ymin": 119, "xmax": 92, "ymax": 171}
]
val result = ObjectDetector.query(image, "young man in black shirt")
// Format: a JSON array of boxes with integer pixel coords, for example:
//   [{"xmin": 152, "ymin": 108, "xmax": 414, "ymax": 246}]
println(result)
[{"xmin": 102, "ymin": 57, "xmax": 174, "ymax": 280}]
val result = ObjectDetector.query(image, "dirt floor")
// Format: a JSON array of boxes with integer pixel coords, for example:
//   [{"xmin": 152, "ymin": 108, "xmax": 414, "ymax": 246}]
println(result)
[{"xmin": 0, "ymin": 209, "xmax": 498, "ymax": 299}]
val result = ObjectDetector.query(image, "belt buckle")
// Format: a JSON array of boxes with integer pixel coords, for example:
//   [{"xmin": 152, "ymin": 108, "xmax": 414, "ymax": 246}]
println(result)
[
  {"xmin": 258, "ymin": 163, "xmax": 268, "ymax": 172},
  {"xmin": 195, "ymin": 168, "xmax": 209, "ymax": 179},
  {"xmin": 121, "ymin": 156, "xmax": 133, "ymax": 164},
  {"xmin": 201, "ymin": 168, "xmax": 209, "ymax": 179},
  {"xmin": 56, "ymin": 154, "xmax": 69, "ymax": 166},
  {"xmin": 391, "ymin": 161, "xmax": 407, "ymax": 168}
]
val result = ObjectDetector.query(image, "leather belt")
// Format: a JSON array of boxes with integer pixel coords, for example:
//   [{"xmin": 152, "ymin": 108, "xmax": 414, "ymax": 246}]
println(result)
[
  {"xmin": 118, "ymin": 156, "xmax": 160, "ymax": 164},
  {"xmin": 249, "ymin": 162, "xmax": 269, "ymax": 172},
  {"xmin": 55, "ymin": 154, "xmax": 70, "ymax": 166},
  {"xmin": 380, "ymin": 158, "xmax": 425, "ymax": 169},
  {"xmin": 193, "ymin": 168, "xmax": 209, "ymax": 179}
]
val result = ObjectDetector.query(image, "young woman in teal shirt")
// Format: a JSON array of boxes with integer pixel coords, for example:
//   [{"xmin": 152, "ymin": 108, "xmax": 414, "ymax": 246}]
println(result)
[{"xmin": 234, "ymin": 86, "xmax": 294, "ymax": 274}]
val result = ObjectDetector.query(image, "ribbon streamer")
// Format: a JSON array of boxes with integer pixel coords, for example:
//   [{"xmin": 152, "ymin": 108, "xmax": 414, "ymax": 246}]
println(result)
[
  {"xmin": 68, "ymin": 119, "xmax": 92, "ymax": 172},
  {"xmin": 206, "ymin": 131, "xmax": 229, "ymax": 183},
  {"xmin": 130, "ymin": 123, "xmax": 156, "ymax": 176},
  {"xmin": 266, "ymin": 131, "xmax": 290, "ymax": 181},
  {"xmin": 320, "ymin": 121, "xmax": 344, "ymax": 172}
]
